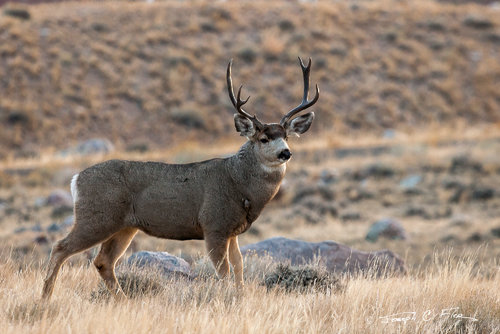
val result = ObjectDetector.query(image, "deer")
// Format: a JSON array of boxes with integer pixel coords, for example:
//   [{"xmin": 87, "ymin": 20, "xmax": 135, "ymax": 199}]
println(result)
[{"xmin": 41, "ymin": 57, "xmax": 319, "ymax": 300}]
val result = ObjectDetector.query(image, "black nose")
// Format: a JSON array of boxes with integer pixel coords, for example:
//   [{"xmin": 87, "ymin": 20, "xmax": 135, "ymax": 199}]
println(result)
[{"xmin": 278, "ymin": 149, "xmax": 292, "ymax": 161}]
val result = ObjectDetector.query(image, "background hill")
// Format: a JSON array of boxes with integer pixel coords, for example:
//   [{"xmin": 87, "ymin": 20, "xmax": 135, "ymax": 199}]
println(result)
[{"xmin": 0, "ymin": 0, "xmax": 499, "ymax": 159}]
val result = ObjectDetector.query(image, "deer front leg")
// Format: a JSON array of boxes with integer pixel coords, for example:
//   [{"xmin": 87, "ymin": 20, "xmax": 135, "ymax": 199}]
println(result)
[
  {"xmin": 228, "ymin": 236, "xmax": 244, "ymax": 287},
  {"xmin": 205, "ymin": 235, "xmax": 230, "ymax": 280}
]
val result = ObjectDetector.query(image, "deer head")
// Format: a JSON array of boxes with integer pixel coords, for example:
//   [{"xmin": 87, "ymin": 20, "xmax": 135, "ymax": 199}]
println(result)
[{"xmin": 227, "ymin": 57, "xmax": 320, "ymax": 167}]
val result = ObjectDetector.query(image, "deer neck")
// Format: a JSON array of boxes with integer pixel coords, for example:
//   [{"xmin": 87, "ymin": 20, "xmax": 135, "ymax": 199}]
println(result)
[{"xmin": 226, "ymin": 141, "xmax": 286, "ymax": 204}]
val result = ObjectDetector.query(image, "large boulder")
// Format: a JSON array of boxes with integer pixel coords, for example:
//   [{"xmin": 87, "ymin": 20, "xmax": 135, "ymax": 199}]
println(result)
[
  {"xmin": 125, "ymin": 251, "xmax": 192, "ymax": 279},
  {"xmin": 241, "ymin": 237, "xmax": 406, "ymax": 277}
]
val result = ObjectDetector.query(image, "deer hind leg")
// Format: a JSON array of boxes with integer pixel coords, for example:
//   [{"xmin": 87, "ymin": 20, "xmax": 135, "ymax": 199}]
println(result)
[
  {"xmin": 42, "ymin": 224, "xmax": 115, "ymax": 300},
  {"xmin": 228, "ymin": 236, "xmax": 244, "ymax": 287},
  {"xmin": 93, "ymin": 227, "xmax": 138, "ymax": 299},
  {"xmin": 205, "ymin": 236, "xmax": 230, "ymax": 280}
]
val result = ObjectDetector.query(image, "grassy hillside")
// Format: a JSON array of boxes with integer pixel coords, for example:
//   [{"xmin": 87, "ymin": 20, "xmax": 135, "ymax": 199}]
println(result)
[{"xmin": 0, "ymin": 0, "xmax": 500, "ymax": 158}]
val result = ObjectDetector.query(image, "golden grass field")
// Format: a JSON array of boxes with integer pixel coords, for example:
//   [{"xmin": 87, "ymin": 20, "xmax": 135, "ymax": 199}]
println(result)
[
  {"xmin": 0, "ymin": 125, "xmax": 499, "ymax": 333},
  {"xmin": 0, "ymin": 0, "xmax": 499, "ymax": 333}
]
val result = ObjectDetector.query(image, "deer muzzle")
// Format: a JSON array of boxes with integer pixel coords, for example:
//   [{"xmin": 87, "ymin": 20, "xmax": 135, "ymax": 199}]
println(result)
[{"xmin": 278, "ymin": 149, "xmax": 292, "ymax": 161}]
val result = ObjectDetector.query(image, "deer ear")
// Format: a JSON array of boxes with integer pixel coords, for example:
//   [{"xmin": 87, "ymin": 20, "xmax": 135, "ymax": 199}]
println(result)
[
  {"xmin": 286, "ymin": 112, "xmax": 315, "ymax": 137},
  {"xmin": 234, "ymin": 114, "xmax": 256, "ymax": 138}
]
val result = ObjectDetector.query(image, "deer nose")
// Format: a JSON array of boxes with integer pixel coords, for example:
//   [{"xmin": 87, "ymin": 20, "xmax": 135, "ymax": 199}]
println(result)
[{"xmin": 278, "ymin": 149, "xmax": 292, "ymax": 161}]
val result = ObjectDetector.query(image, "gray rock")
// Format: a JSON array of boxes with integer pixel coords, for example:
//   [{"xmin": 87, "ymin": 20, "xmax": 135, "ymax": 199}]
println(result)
[
  {"xmin": 47, "ymin": 223, "xmax": 61, "ymax": 233},
  {"xmin": 399, "ymin": 174, "xmax": 422, "ymax": 190},
  {"xmin": 241, "ymin": 237, "xmax": 406, "ymax": 277},
  {"xmin": 59, "ymin": 138, "xmax": 114, "ymax": 157},
  {"xmin": 46, "ymin": 189, "xmax": 73, "ymax": 208},
  {"xmin": 126, "ymin": 251, "xmax": 192, "ymax": 278},
  {"xmin": 366, "ymin": 218, "xmax": 407, "ymax": 242},
  {"xmin": 62, "ymin": 215, "xmax": 74, "ymax": 228},
  {"xmin": 383, "ymin": 129, "xmax": 396, "ymax": 139},
  {"xmin": 449, "ymin": 214, "xmax": 471, "ymax": 227}
]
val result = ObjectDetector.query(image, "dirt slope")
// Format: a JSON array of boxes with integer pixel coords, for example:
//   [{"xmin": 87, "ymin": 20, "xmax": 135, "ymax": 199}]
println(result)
[{"xmin": 0, "ymin": 0, "xmax": 499, "ymax": 157}]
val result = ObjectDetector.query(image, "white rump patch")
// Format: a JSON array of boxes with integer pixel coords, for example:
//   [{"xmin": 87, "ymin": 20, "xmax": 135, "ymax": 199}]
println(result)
[{"xmin": 70, "ymin": 173, "xmax": 79, "ymax": 204}]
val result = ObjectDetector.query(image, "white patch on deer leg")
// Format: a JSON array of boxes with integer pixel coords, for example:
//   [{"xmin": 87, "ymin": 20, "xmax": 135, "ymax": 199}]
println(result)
[{"xmin": 70, "ymin": 173, "xmax": 79, "ymax": 204}]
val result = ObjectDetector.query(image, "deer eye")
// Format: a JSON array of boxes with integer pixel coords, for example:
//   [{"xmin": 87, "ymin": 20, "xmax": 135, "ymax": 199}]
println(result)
[{"xmin": 260, "ymin": 138, "xmax": 269, "ymax": 144}]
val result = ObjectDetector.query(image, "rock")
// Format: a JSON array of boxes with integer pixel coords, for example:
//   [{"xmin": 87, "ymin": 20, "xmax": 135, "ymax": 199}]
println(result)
[
  {"xmin": 449, "ymin": 214, "xmax": 471, "ymax": 227},
  {"xmin": 383, "ymin": 129, "xmax": 396, "ymax": 139},
  {"xmin": 126, "ymin": 251, "xmax": 192, "ymax": 278},
  {"xmin": 62, "ymin": 215, "xmax": 74, "ymax": 228},
  {"xmin": 399, "ymin": 174, "xmax": 422, "ymax": 190},
  {"xmin": 47, "ymin": 223, "xmax": 61, "ymax": 233},
  {"xmin": 46, "ymin": 189, "xmax": 73, "ymax": 208},
  {"xmin": 34, "ymin": 197, "xmax": 46, "ymax": 208},
  {"xmin": 491, "ymin": 227, "xmax": 500, "ymax": 238},
  {"xmin": 241, "ymin": 237, "xmax": 406, "ymax": 276},
  {"xmin": 58, "ymin": 138, "xmax": 114, "ymax": 156},
  {"xmin": 366, "ymin": 218, "xmax": 407, "ymax": 242}
]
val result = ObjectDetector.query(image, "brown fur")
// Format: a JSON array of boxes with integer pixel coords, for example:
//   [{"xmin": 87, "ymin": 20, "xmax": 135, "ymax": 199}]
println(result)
[
  {"xmin": 42, "ymin": 140, "xmax": 286, "ymax": 300},
  {"xmin": 42, "ymin": 58, "xmax": 317, "ymax": 300}
]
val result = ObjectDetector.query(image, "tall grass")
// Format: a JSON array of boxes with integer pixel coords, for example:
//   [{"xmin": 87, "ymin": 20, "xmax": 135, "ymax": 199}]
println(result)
[{"xmin": 0, "ymin": 249, "xmax": 498, "ymax": 333}]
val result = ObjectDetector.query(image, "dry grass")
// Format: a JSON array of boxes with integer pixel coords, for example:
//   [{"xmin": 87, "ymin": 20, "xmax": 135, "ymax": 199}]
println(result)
[
  {"xmin": 0, "ymin": 0, "xmax": 500, "ymax": 158},
  {"xmin": 0, "ymin": 249, "xmax": 498, "ymax": 334}
]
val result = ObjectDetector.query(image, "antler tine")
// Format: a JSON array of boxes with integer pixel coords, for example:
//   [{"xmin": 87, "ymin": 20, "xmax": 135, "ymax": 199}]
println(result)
[
  {"xmin": 227, "ymin": 60, "xmax": 263, "ymax": 128},
  {"xmin": 280, "ymin": 57, "xmax": 320, "ymax": 126}
]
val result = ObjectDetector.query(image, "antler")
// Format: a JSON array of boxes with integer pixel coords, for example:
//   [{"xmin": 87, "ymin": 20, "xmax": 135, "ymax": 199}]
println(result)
[
  {"xmin": 227, "ymin": 60, "xmax": 263, "ymax": 128},
  {"xmin": 279, "ymin": 57, "xmax": 320, "ymax": 126}
]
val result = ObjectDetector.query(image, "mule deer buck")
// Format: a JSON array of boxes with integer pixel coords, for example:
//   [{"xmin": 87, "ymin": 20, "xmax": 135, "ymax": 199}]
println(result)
[{"xmin": 42, "ymin": 57, "xmax": 319, "ymax": 300}]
